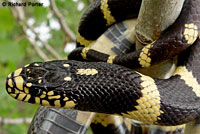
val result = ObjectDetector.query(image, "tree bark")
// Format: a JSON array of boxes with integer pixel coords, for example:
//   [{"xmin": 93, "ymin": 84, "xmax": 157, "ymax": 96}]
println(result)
[
  {"xmin": 135, "ymin": 0, "xmax": 185, "ymax": 46},
  {"xmin": 135, "ymin": 0, "xmax": 185, "ymax": 79}
]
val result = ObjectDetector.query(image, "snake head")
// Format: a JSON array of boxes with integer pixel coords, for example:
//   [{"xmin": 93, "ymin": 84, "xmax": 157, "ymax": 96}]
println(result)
[{"xmin": 5, "ymin": 61, "xmax": 76, "ymax": 108}]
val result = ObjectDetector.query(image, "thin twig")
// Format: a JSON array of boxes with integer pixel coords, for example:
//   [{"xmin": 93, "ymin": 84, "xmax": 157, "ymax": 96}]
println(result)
[
  {"xmin": 0, "ymin": 117, "xmax": 32, "ymax": 124},
  {"xmin": 50, "ymin": 0, "xmax": 76, "ymax": 41},
  {"xmin": 28, "ymin": 25, "xmax": 62, "ymax": 59},
  {"xmin": 8, "ymin": 3, "xmax": 50, "ymax": 61},
  {"xmin": 25, "ymin": 36, "xmax": 50, "ymax": 61}
]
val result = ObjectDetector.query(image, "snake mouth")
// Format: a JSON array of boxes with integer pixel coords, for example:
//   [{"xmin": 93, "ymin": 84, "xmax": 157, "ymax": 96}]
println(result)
[
  {"xmin": 5, "ymin": 64, "xmax": 76, "ymax": 108},
  {"xmin": 5, "ymin": 68, "xmax": 38, "ymax": 102},
  {"xmin": 5, "ymin": 70, "xmax": 31, "ymax": 102}
]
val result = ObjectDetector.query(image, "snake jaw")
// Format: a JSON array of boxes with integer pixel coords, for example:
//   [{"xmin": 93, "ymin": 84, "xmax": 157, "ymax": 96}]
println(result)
[
  {"xmin": 5, "ymin": 62, "xmax": 77, "ymax": 109},
  {"xmin": 6, "ymin": 73, "xmax": 75, "ymax": 108}
]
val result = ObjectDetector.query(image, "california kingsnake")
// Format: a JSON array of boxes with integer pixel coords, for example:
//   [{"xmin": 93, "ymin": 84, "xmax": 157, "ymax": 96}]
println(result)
[{"xmin": 5, "ymin": 0, "xmax": 200, "ymax": 128}]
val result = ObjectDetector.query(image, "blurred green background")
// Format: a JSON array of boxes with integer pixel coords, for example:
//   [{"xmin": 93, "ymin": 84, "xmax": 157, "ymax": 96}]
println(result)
[{"xmin": 0, "ymin": 0, "xmax": 90, "ymax": 133}]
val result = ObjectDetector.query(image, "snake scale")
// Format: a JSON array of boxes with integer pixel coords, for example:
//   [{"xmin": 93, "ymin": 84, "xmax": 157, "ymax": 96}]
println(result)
[{"xmin": 4, "ymin": 0, "xmax": 200, "ymax": 128}]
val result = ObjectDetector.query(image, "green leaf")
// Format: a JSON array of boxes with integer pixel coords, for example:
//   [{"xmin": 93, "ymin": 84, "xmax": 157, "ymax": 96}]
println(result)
[
  {"xmin": 0, "ymin": 8, "xmax": 14, "ymax": 31},
  {"xmin": 3, "ymin": 124, "xmax": 28, "ymax": 134},
  {"xmin": 0, "ymin": 39, "xmax": 23, "ymax": 62},
  {"xmin": 33, "ymin": 7, "xmax": 48, "ymax": 24}
]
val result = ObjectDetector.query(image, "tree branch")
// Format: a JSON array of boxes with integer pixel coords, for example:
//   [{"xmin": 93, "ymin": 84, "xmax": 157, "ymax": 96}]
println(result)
[
  {"xmin": 134, "ymin": 0, "xmax": 185, "ymax": 79},
  {"xmin": 135, "ymin": 0, "xmax": 185, "ymax": 45},
  {"xmin": 27, "ymin": 25, "xmax": 62, "ymax": 60},
  {"xmin": 0, "ymin": 117, "xmax": 32, "ymax": 125},
  {"xmin": 50, "ymin": 0, "xmax": 76, "ymax": 41}
]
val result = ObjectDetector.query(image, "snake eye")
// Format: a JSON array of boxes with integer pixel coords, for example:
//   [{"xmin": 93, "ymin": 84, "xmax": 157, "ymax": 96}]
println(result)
[{"xmin": 29, "ymin": 87, "xmax": 42, "ymax": 96}]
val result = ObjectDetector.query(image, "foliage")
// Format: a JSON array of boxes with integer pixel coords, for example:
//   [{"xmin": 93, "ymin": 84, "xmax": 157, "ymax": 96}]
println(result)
[{"xmin": 0, "ymin": 0, "xmax": 89, "ymax": 133}]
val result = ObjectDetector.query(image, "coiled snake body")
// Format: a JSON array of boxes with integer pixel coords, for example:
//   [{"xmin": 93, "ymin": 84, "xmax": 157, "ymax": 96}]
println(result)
[
  {"xmin": 5, "ymin": 0, "xmax": 200, "ymax": 127},
  {"xmin": 70, "ymin": 0, "xmax": 200, "ymax": 70}
]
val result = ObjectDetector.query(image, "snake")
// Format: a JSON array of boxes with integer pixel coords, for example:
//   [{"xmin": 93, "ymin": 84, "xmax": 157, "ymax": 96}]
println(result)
[
  {"xmin": 69, "ymin": 0, "xmax": 200, "ymax": 70},
  {"xmin": 28, "ymin": 106, "xmax": 94, "ymax": 134},
  {"xmin": 29, "ymin": 106, "xmax": 185, "ymax": 134},
  {"xmin": 76, "ymin": 0, "xmax": 141, "ymax": 47},
  {"xmin": 4, "ymin": 0, "xmax": 200, "ymax": 128},
  {"xmin": 27, "ymin": 20, "xmax": 186, "ymax": 134}
]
